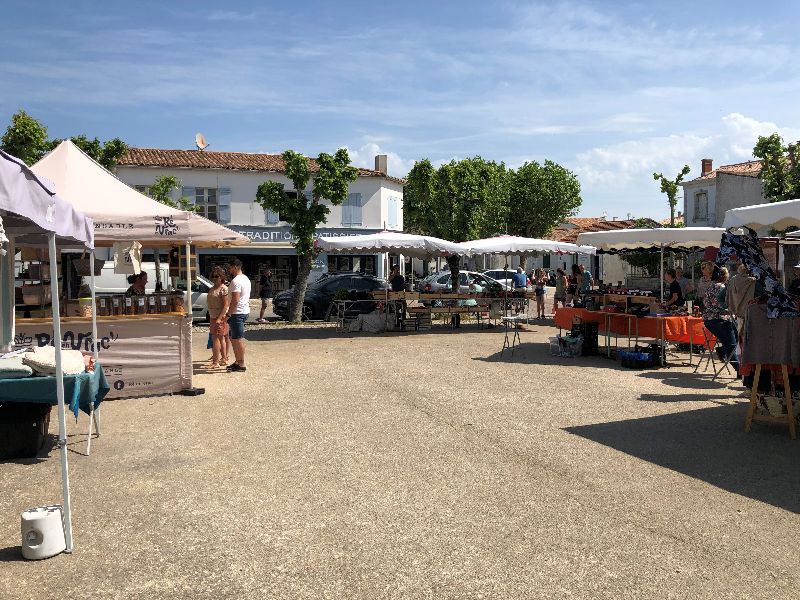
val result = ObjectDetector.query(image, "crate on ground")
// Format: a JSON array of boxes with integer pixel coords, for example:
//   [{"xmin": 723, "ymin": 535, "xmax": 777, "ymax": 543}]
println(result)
[{"xmin": 0, "ymin": 403, "xmax": 52, "ymax": 460}]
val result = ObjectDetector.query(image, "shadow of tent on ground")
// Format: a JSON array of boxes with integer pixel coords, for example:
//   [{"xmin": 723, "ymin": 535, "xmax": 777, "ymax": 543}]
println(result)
[{"xmin": 565, "ymin": 403, "xmax": 800, "ymax": 514}]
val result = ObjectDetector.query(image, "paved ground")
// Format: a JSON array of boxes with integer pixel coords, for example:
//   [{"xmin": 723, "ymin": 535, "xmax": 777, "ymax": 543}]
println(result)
[{"xmin": 1, "ymin": 321, "xmax": 799, "ymax": 599}]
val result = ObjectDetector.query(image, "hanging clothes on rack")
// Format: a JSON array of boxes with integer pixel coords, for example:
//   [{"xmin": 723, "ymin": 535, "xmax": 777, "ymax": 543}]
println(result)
[{"xmin": 716, "ymin": 226, "xmax": 799, "ymax": 318}]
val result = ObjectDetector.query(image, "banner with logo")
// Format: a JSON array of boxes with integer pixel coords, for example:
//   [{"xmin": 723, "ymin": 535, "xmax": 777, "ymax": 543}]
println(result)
[{"xmin": 14, "ymin": 315, "xmax": 192, "ymax": 399}]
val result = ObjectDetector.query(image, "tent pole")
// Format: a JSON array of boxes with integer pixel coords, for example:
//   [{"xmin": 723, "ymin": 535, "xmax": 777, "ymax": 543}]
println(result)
[
  {"xmin": 86, "ymin": 248, "xmax": 100, "ymax": 455},
  {"xmin": 185, "ymin": 242, "xmax": 192, "ymax": 316},
  {"xmin": 660, "ymin": 245, "xmax": 665, "ymax": 301},
  {"xmin": 49, "ymin": 233, "xmax": 73, "ymax": 553}
]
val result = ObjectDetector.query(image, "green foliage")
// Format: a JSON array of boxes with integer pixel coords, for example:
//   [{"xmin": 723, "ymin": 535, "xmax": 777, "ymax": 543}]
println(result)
[
  {"xmin": 147, "ymin": 176, "xmax": 195, "ymax": 211},
  {"xmin": 0, "ymin": 109, "xmax": 128, "ymax": 169},
  {"xmin": 653, "ymin": 165, "xmax": 691, "ymax": 227},
  {"xmin": 753, "ymin": 133, "xmax": 800, "ymax": 203},
  {"xmin": 508, "ymin": 160, "xmax": 582, "ymax": 238},
  {"xmin": 49, "ymin": 134, "xmax": 128, "ymax": 170},
  {"xmin": 254, "ymin": 148, "xmax": 358, "ymax": 321},
  {"xmin": 0, "ymin": 110, "xmax": 50, "ymax": 165}
]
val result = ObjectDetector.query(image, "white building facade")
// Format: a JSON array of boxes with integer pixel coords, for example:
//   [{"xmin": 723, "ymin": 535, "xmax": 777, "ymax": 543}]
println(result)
[{"xmin": 115, "ymin": 148, "xmax": 405, "ymax": 292}]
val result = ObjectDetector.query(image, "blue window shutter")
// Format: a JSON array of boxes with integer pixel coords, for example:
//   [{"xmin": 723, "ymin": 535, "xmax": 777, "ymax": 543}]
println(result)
[
  {"xmin": 342, "ymin": 194, "xmax": 354, "ymax": 226},
  {"xmin": 352, "ymin": 193, "xmax": 362, "ymax": 226},
  {"xmin": 265, "ymin": 209, "xmax": 279, "ymax": 224},
  {"xmin": 181, "ymin": 187, "xmax": 196, "ymax": 208},
  {"xmin": 218, "ymin": 187, "xmax": 231, "ymax": 224}
]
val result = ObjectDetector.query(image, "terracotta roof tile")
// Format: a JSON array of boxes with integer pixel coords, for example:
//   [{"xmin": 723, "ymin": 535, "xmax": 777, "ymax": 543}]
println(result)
[
  {"xmin": 547, "ymin": 217, "xmax": 660, "ymax": 243},
  {"xmin": 685, "ymin": 160, "xmax": 762, "ymax": 184},
  {"xmin": 117, "ymin": 147, "xmax": 407, "ymax": 185}
]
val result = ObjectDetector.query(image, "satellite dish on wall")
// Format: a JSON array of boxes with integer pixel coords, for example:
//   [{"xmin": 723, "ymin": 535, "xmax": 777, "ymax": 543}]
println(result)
[{"xmin": 195, "ymin": 133, "xmax": 209, "ymax": 151}]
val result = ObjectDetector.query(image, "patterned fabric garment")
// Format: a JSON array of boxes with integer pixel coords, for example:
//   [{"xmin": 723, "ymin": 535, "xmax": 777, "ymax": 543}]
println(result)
[
  {"xmin": 702, "ymin": 282, "xmax": 733, "ymax": 321},
  {"xmin": 716, "ymin": 226, "xmax": 800, "ymax": 319}
]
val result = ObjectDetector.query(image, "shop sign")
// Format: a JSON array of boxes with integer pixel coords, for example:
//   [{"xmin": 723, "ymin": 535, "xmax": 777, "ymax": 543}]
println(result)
[
  {"xmin": 14, "ymin": 316, "xmax": 192, "ymax": 399},
  {"xmin": 227, "ymin": 225, "xmax": 382, "ymax": 244}
]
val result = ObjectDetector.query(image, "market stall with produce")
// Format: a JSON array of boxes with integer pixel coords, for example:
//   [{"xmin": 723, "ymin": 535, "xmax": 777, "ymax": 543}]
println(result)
[{"xmin": 23, "ymin": 140, "xmax": 248, "ymax": 399}]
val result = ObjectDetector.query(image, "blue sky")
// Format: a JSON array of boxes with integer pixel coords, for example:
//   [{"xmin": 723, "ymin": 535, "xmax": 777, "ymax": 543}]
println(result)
[{"xmin": 2, "ymin": 0, "xmax": 799, "ymax": 220}]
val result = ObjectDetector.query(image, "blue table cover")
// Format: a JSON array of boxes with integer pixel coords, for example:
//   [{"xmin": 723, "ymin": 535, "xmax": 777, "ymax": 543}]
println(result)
[{"xmin": 0, "ymin": 365, "xmax": 109, "ymax": 418}]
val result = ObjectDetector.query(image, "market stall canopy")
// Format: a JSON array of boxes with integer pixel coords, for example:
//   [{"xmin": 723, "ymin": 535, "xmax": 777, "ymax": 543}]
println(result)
[
  {"xmin": 575, "ymin": 227, "xmax": 724, "ymax": 253},
  {"xmin": 31, "ymin": 140, "xmax": 248, "ymax": 247},
  {"xmin": 722, "ymin": 198, "xmax": 800, "ymax": 231},
  {"xmin": 0, "ymin": 149, "xmax": 94, "ymax": 248},
  {"xmin": 460, "ymin": 235, "xmax": 596, "ymax": 256},
  {"xmin": 315, "ymin": 231, "xmax": 466, "ymax": 259}
]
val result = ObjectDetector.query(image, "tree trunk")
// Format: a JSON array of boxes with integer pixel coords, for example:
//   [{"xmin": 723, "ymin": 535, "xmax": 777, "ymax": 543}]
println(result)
[
  {"xmin": 290, "ymin": 252, "xmax": 313, "ymax": 323},
  {"xmin": 446, "ymin": 255, "xmax": 461, "ymax": 293},
  {"xmin": 669, "ymin": 200, "xmax": 675, "ymax": 228}
]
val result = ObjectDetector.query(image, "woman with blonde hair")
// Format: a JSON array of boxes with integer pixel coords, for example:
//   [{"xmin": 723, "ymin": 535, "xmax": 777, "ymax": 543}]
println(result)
[{"xmin": 207, "ymin": 265, "xmax": 231, "ymax": 368}]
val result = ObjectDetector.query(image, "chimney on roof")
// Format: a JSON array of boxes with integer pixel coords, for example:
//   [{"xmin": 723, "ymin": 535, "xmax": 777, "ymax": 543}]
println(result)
[
  {"xmin": 701, "ymin": 158, "xmax": 713, "ymax": 176},
  {"xmin": 375, "ymin": 154, "xmax": 388, "ymax": 175}
]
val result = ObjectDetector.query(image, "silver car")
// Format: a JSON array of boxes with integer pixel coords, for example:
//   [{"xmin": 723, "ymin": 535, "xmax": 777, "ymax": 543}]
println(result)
[{"xmin": 418, "ymin": 271, "xmax": 503, "ymax": 294}]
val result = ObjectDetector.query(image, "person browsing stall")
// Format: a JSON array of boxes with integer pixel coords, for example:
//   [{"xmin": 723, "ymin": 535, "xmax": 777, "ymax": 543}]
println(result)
[
  {"xmin": 389, "ymin": 265, "xmax": 405, "ymax": 292},
  {"xmin": 512, "ymin": 267, "xmax": 528, "ymax": 289},
  {"xmin": 662, "ymin": 268, "xmax": 685, "ymax": 308},
  {"xmin": 207, "ymin": 266, "xmax": 230, "ymax": 368},
  {"xmin": 225, "ymin": 259, "xmax": 251, "ymax": 372},
  {"xmin": 124, "ymin": 272, "xmax": 147, "ymax": 296}
]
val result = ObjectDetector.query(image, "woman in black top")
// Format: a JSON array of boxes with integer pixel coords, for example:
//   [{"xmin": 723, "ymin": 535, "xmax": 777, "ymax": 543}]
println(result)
[
  {"xmin": 389, "ymin": 265, "xmax": 405, "ymax": 292},
  {"xmin": 663, "ymin": 268, "xmax": 685, "ymax": 308}
]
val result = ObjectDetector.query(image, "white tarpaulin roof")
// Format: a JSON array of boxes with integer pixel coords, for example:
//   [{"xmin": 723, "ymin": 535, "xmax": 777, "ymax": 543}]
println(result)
[
  {"xmin": 460, "ymin": 235, "xmax": 595, "ymax": 256},
  {"xmin": 722, "ymin": 198, "xmax": 800, "ymax": 231},
  {"xmin": 315, "ymin": 231, "xmax": 466, "ymax": 259},
  {"xmin": 0, "ymin": 149, "xmax": 94, "ymax": 249},
  {"xmin": 32, "ymin": 141, "xmax": 248, "ymax": 247},
  {"xmin": 575, "ymin": 227, "xmax": 723, "ymax": 252}
]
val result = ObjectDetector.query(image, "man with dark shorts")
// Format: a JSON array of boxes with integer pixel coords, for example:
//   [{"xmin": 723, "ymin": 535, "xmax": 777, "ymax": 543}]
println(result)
[{"xmin": 226, "ymin": 259, "xmax": 251, "ymax": 372}]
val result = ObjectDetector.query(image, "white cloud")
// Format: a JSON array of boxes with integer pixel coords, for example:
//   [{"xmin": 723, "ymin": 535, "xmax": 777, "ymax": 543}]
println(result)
[
  {"xmin": 344, "ymin": 142, "xmax": 416, "ymax": 178},
  {"xmin": 206, "ymin": 10, "xmax": 256, "ymax": 22}
]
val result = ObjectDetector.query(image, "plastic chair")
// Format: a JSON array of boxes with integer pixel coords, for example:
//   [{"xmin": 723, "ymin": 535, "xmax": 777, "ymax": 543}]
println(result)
[{"xmin": 693, "ymin": 323, "xmax": 734, "ymax": 379}]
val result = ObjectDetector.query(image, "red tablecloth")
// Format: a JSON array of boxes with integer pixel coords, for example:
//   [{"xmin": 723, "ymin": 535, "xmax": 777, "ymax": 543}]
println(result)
[{"xmin": 554, "ymin": 307, "xmax": 704, "ymax": 344}]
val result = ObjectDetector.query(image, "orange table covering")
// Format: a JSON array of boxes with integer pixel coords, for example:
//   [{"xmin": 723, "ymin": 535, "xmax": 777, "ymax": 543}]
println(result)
[{"xmin": 554, "ymin": 307, "xmax": 704, "ymax": 344}]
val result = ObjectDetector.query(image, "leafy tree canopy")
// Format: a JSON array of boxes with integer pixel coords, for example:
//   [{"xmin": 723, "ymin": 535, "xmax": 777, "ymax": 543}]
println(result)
[
  {"xmin": 148, "ymin": 175, "xmax": 195, "ymax": 211},
  {"xmin": 254, "ymin": 149, "xmax": 358, "ymax": 321},
  {"xmin": 0, "ymin": 109, "xmax": 127, "ymax": 169},
  {"xmin": 508, "ymin": 160, "xmax": 582, "ymax": 238},
  {"xmin": 753, "ymin": 133, "xmax": 800, "ymax": 203},
  {"xmin": 653, "ymin": 165, "xmax": 690, "ymax": 228}
]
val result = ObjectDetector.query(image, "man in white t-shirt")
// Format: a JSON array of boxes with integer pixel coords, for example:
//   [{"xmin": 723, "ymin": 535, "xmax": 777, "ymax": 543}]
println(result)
[{"xmin": 225, "ymin": 258, "xmax": 251, "ymax": 372}]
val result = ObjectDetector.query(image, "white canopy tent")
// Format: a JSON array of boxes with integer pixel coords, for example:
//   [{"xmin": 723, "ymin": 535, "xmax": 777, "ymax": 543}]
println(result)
[
  {"xmin": 316, "ymin": 231, "xmax": 466, "ymax": 259},
  {"xmin": 1, "ymin": 149, "xmax": 96, "ymax": 554},
  {"xmin": 32, "ymin": 140, "xmax": 248, "ymax": 247},
  {"xmin": 459, "ymin": 235, "xmax": 596, "ymax": 256},
  {"xmin": 576, "ymin": 227, "xmax": 724, "ymax": 298},
  {"xmin": 722, "ymin": 198, "xmax": 800, "ymax": 231}
]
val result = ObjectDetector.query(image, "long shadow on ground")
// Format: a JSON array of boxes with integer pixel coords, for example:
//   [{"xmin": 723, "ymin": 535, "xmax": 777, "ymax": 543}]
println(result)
[
  {"xmin": 565, "ymin": 404, "xmax": 800, "ymax": 513},
  {"xmin": 239, "ymin": 323, "xmax": 510, "ymax": 343}
]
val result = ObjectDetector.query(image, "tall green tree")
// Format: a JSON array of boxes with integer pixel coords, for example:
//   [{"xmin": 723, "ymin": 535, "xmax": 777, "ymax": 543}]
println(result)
[
  {"xmin": 507, "ymin": 160, "xmax": 582, "ymax": 238},
  {"xmin": 653, "ymin": 165, "xmax": 691, "ymax": 227},
  {"xmin": 0, "ymin": 110, "xmax": 50, "ymax": 165},
  {"xmin": 255, "ymin": 149, "xmax": 358, "ymax": 322},
  {"xmin": 753, "ymin": 133, "xmax": 800, "ymax": 202},
  {"xmin": 404, "ymin": 157, "xmax": 509, "ymax": 290},
  {"xmin": 1, "ymin": 109, "xmax": 128, "ymax": 169}
]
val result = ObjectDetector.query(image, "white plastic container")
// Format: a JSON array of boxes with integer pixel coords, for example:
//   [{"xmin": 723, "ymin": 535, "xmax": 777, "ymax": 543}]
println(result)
[{"xmin": 21, "ymin": 505, "xmax": 66, "ymax": 560}]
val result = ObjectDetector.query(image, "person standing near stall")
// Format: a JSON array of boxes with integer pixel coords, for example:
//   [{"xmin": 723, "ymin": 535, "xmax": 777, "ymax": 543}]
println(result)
[
  {"xmin": 226, "ymin": 258, "xmax": 251, "ymax": 372},
  {"xmin": 533, "ymin": 268, "xmax": 547, "ymax": 319},
  {"xmin": 389, "ymin": 265, "xmax": 405, "ymax": 292},
  {"xmin": 662, "ymin": 269, "xmax": 685, "ymax": 309},
  {"xmin": 257, "ymin": 269, "xmax": 273, "ymax": 323},
  {"xmin": 207, "ymin": 266, "xmax": 230, "ymax": 368},
  {"xmin": 124, "ymin": 272, "xmax": 147, "ymax": 296},
  {"xmin": 552, "ymin": 268, "xmax": 568, "ymax": 314}
]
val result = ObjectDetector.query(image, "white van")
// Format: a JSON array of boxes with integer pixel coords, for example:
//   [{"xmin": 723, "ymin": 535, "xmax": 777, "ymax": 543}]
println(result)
[{"xmin": 84, "ymin": 262, "xmax": 211, "ymax": 322}]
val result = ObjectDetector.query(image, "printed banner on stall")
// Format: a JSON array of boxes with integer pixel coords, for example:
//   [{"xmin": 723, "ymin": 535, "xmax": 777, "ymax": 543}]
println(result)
[{"xmin": 14, "ymin": 315, "xmax": 192, "ymax": 399}]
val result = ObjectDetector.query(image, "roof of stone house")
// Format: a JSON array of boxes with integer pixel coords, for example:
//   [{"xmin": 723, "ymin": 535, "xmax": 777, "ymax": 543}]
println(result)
[
  {"xmin": 117, "ymin": 147, "xmax": 407, "ymax": 185},
  {"xmin": 683, "ymin": 159, "xmax": 762, "ymax": 184},
  {"xmin": 659, "ymin": 214, "xmax": 685, "ymax": 226},
  {"xmin": 547, "ymin": 217, "xmax": 661, "ymax": 243}
]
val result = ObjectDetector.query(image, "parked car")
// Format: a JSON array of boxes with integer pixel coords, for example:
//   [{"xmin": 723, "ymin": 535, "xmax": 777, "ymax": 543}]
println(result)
[
  {"xmin": 482, "ymin": 269, "xmax": 517, "ymax": 290},
  {"xmin": 273, "ymin": 272, "xmax": 389, "ymax": 321},
  {"xmin": 418, "ymin": 271, "xmax": 505, "ymax": 295}
]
